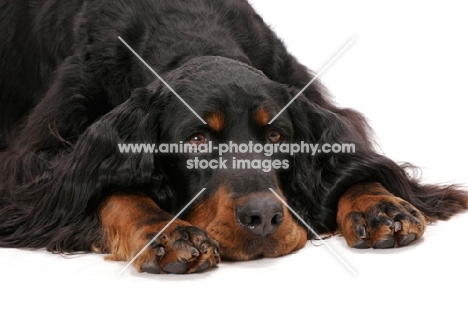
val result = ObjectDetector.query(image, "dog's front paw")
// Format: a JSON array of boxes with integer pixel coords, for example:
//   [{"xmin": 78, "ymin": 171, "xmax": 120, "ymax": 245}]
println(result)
[
  {"xmin": 98, "ymin": 193, "xmax": 220, "ymax": 274},
  {"xmin": 337, "ymin": 182, "xmax": 426, "ymax": 249},
  {"xmin": 138, "ymin": 225, "xmax": 220, "ymax": 274}
]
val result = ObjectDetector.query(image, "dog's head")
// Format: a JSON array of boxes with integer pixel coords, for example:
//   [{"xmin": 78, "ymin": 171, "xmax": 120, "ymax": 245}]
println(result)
[
  {"xmin": 153, "ymin": 57, "xmax": 309, "ymax": 260},
  {"xmin": 98, "ymin": 56, "xmax": 361, "ymax": 260}
]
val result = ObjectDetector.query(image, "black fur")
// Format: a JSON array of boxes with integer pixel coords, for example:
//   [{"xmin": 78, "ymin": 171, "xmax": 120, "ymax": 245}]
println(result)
[{"xmin": 0, "ymin": 0, "xmax": 466, "ymax": 252}]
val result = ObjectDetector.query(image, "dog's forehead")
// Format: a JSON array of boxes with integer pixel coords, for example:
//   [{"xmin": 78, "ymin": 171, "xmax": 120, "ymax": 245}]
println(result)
[
  {"xmin": 162, "ymin": 56, "xmax": 286, "ymax": 118},
  {"xmin": 182, "ymin": 56, "xmax": 266, "ymax": 78},
  {"xmin": 166, "ymin": 56, "xmax": 271, "ymax": 90}
]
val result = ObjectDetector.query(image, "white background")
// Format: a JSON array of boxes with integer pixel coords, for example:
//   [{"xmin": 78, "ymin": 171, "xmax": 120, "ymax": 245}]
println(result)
[{"xmin": 2, "ymin": 1, "xmax": 467, "ymax": 310}]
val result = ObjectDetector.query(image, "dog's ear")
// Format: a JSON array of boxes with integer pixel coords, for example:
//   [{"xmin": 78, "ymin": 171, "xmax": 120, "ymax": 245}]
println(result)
[
  {"xmin": 69, "ymin": 83, "xmax": 168, "ymax": 201},
  {"xmin": 282, "ymin": 91, "xmax": 380, "ymax": 233},
  {"xmin": 40, "ymin": 83, "xmax": 171, "ymax": 235}
]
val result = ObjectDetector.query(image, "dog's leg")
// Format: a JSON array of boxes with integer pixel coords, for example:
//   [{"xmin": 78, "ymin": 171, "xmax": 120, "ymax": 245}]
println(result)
[
  {"xmin": 337, "ymin": 182, "xmax": 427, "ymax": 248},
  {"xmin": 94, "ymin": 193, "xmax": 220, "ymax": 274}
]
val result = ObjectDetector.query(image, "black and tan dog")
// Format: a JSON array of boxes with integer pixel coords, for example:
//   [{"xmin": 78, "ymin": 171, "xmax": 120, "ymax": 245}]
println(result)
[{"xmin": 0, "ymin": 0, "xmax": 466, "ymax": 274}]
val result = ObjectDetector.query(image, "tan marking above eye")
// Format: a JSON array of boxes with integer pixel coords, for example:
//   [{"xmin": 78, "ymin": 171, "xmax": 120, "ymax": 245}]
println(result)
[
  {"xmin": 206, "ymin": 113, "xmax": 225, "ymax": 132},
  {"xmin": 254, "ymin": 107, "xmax": 270, "ymax": 127}
]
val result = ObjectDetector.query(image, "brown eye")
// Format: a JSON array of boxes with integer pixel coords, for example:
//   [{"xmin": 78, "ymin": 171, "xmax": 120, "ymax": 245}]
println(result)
[
  {"xmin": 189, "ymin": 133, "xmax": 207, "ymax": 145},
  {"xmin": 267, "ymin": 129, "xmax": 282, "ymax": 144}
]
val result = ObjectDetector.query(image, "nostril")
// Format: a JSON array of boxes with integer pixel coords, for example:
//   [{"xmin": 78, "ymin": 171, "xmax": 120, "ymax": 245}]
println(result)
[
  {"xmin": 271, "ymin": 213, "xmax": 283, "ymax": 226},
  {"xmin": 242, "ymin": 214, "xmax": 263, "ymax": 227}
]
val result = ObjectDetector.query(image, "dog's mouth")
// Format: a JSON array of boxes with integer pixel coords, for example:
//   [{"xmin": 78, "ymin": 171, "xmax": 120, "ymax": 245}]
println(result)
[{"xmin": 184, "ymin": 186, "xmax": 307, "ymax": 261}]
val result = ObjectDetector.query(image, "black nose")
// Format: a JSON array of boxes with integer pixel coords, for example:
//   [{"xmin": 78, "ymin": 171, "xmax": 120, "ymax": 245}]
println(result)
[{"xmin": 236, "ymin": 196, "xmax": 284, "ymax": 237}]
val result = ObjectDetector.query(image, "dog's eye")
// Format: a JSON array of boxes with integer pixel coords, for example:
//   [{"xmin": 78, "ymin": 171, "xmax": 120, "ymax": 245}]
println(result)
[
  {"xmin": 189, "ymin": 133, "xmax": 207, "ymax": 145},
  {"xmin": 267, "ymin": 129, "xmax": 283, "ymax": 144}
]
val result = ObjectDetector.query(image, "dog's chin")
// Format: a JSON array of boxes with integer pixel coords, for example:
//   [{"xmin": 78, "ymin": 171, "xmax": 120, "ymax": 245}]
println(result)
[
  {"xmin": 209, "ymin": 224, "xmax": 308, "ymax": 262},
  {"xmin": 218, "ymin": 231, "xmax": 307, "ymax": 261}
]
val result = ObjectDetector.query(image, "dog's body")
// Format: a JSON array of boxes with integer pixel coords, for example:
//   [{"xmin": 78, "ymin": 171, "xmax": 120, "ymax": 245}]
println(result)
[{"xmin": 0, "ymin": 0, "xmax": 466, "ymax": 274}]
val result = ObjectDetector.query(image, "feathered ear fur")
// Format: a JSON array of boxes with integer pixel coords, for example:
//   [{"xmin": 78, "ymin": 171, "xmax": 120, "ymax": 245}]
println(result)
[
  {"xmin": 0, "ymin": 83, "xmax": 167, "ymax": 252},
  {"xmin": 282, "ymin": 92, "xmax": 467, "ymax": 236}
]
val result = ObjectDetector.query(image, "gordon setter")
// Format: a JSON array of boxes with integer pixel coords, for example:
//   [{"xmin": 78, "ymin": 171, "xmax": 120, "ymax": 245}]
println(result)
[{"xmin": 0, "ymin": 0, "xmax": 466, "ymax": 274}]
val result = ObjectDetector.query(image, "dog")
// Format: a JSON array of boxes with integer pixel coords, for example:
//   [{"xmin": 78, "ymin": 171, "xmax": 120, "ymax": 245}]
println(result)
[{"xmin": 1, "ymin": 0, "xmax": 466, "ymax": 274}]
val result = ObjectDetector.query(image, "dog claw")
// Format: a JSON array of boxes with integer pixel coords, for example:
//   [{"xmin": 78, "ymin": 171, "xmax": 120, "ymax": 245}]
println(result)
[
  {"xmin": 156, "ymin": 246, "xmax": 165, "ymax": 257},
  {"xmin": 191, "ymin": 247, "xmax": 200, "ymax": 257},
  {"xmin": 356, "ymin": 226, "xmax": 367, "ymax": 239},
  {"xmin": 200, "ymin": 243, "xmax": 209, "ymax": 254},
  {"xmin": 393, "ymin": 221, "xmax": 402, "ymax": 232}
]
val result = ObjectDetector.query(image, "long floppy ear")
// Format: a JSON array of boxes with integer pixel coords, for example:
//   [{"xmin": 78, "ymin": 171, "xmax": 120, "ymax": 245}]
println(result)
[
  {"xmin": 0, "ymin": 83, "xmax": 168, "ymax": 251},
  {"xmin": 68, "ymin": 83, "xmax": 167, "ymax": 204},
  {"xmin": 283, "ymin": 92, "xmax": 467, "ymax": 235},
  {"xmin": 280, "ymin": 91, "xmax": 369, "ymax": 234}
]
